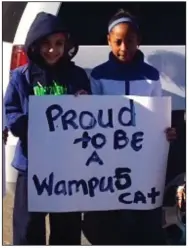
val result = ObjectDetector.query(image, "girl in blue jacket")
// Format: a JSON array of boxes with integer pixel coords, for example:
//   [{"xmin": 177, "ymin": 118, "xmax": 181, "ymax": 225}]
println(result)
[
  {"xmin": 4, "ymin": 12, "xmax": 90, "ymax": 245},
  {"xmin": 84, "ymin": 9, "xmax": 176, "ymax": 245}
]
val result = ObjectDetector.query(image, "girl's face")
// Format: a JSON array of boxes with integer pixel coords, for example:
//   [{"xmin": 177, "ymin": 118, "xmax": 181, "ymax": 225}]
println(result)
[
  {"xmin": 108, "ymin": 23, "xmax": 140, "ymax": 63},
  {"xmin": 40, "ymin": 33, "xmax": 67, "ymax": 65}
]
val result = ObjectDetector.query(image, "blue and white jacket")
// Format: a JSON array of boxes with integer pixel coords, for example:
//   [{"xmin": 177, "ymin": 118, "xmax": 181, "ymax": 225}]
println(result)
[{"xmin": 90, "ymin": 51, "xmax": 162, "ymax": 96}]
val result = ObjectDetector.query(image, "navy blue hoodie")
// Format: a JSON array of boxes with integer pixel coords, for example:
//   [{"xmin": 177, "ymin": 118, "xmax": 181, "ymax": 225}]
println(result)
[
  {"xmin": 90, "ymin": 51, "xmax": 161, "ymax": 96},
  {"xmin": 4, "ymin": 12, "xmax": 91, "ymax": 171}
]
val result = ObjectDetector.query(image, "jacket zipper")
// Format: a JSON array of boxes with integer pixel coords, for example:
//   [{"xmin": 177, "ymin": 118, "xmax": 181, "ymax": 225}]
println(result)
[{"xmin": 125, "ymin": 80, "xmax": 130, "ymax": 95}]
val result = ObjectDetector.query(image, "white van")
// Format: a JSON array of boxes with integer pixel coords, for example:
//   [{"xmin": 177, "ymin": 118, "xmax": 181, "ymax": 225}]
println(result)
[{"xmin": 3, "ymin": 1, "xmax": 186, "ymax": 245}]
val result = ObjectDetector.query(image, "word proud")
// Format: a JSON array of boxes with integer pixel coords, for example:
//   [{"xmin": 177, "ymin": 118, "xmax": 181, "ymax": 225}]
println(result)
[{"xmin": 46, "ymin": 100, "xmax": 136, "ymax": 131}]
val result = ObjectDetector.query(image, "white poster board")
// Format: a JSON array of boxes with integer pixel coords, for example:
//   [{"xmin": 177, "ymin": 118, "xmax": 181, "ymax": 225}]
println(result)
[{"xmin": 28, "ymin": 96, "xmax": 171, "ymax": 212}]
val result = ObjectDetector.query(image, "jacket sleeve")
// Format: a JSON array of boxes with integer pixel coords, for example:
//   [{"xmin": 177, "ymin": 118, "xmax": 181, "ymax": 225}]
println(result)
[
  {"xmin": 4, "ymin": 72, "xmax": 28, "ymax": 139},
  {"xmin": 89, "ymin": 74, "xmax": 103, "ymax": 95},
  {"xmin": 151, "ymin": 79, "xmax": 162, "ymax": 96},
  {"xmin": 81, "ymin": 70, "xmax": 92, "ymax": 94}
]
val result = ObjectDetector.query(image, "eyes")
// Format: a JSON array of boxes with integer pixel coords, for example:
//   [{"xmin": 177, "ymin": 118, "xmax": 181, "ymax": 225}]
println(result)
[
  {"xmin": 114, "ymin": 37, "xmax": 136, "ymax": 47},
  {"xmin": 115, "ymin": 39, "xmax": 122, "ymax": 46},
  {"xmin": 55, "ymin": 40, "xmax": 65, "ymax": 47},
  {"xmin": 41, "ymin": 39, "xmax": 66, "ymax": 49}
]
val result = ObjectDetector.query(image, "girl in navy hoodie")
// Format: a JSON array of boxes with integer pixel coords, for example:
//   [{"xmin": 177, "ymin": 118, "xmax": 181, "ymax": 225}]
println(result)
[
  {"xmin": 4, "ymin": 12, "xmax": 90, "ymax": 245},
  {"xmin": 83, "ymin": 9, "xmax": 176, "ymax": 245}
]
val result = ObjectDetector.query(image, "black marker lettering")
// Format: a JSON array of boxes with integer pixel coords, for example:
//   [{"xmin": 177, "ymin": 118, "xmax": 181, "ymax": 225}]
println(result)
[
  {"xmin": 148, "ymin": 187, "xmax": 160, "ymax": 204},
  {"xmin": 134, "ymin": 191, "xmax": 146, "ymax": 204},
  {"xmin": 61, "ymin": 110, "xmax": 78, "ymax": 130},
  {"xmin": 98, "ymin": 109, "xmax": 113, "ymax": 128},
  {"xmin": 114, "ymin": 168, "xmax": 132, "ymax": 190},
  {"xmin": 99, "ymin": 176, "xmax": 114, "ymax": 193},
  {"xmin": 74, "ymin": 131, "xmax": 91, "ymax": 148},
  {"xmin": 91, "ymin": 133, "xmax": 106, "ymax": 149},
  {"xmin": 46, "ymin": 104, "xmax": 63, "ymax": 132},
  {"xmin": 54, "ymin": 180, "xmax": 67, "ymax": 195},
  {"xmin": 131, "ymin": 132, "xmax": 144, "ymax": 151},
  {"xmin": 68, "ymin": 180, "xmax": 88, "ymax": 196},
  {"xmin": 86, "ymin": 151, "xmax": 104, "ymax": 166},
  {"xmin": 33, "ymin": 173, "xmax": 54, "ymax": 196},
  {"xmin": 79, "ymin": 111, "xmax": 97, "ymax": 130},
  {"xmin": 118, "ymin": 192, "xmax": 132, "ymax": 204},
  {"xmin": 118, "ymin": 100, "xmax": 136, "ymax": 127},
  {"xmin": 88, "ymin": 177, "xmax": 99, "ymax": 197},
  {"xmin": 114, "ymin": 129, "xmax": 129, "ymax": 150}
]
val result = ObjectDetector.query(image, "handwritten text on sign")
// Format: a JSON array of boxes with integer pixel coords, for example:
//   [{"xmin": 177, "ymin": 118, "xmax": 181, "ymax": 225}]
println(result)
[{"xmin": 28, "ymin": 96, "xmax": 171, "ymax": 212}]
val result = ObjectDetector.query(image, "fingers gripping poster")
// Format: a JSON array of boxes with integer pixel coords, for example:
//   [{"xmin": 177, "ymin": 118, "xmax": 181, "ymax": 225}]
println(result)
[{"xmin": 28, "ymin": 96, "xmax": 171, "ymax": 212}]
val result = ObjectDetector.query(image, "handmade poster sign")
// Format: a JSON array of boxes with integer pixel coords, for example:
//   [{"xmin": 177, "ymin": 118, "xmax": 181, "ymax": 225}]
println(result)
[{"xmin": 28, "ymin": 95, "xmax": 171, "ymax": 212}]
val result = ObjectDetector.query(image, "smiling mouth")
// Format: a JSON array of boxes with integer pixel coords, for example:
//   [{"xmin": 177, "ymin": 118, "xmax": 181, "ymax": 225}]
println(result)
[
  {"xmin": 46, "ymin": 55, "xmax": 59, "ymax": 60},
  {"xmin": 119, "ymin": 53, "xmax": 127, "ymax": 56},
  {"xmin": 119, "ymin": 55, "xmax": 128, "ymax": 60}
]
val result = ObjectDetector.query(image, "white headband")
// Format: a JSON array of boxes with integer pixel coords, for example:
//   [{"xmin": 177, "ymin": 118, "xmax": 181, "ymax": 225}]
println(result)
[{"xmin": 108, "ymin": 17, "xmax": 137, "ymax": 33}]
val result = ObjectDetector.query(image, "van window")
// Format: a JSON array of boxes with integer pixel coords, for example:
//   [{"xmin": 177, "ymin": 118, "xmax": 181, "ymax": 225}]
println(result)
[
  {"xmin": 3, "ymin": 2, "xmax": 27, "ymax": 43},
  {"xmin": 58, "ymin": 2, "xmax": 186, "ymax": 45}
]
